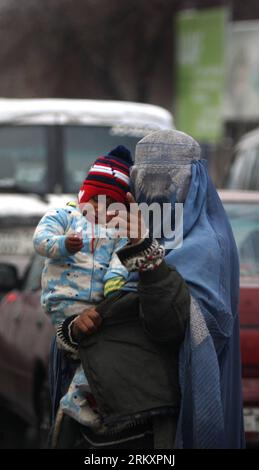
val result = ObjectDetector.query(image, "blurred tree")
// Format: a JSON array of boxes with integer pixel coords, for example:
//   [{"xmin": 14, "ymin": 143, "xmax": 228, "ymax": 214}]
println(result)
[
  {"xmin": 0, "ymin": 0, "xmax": 179, "ymax": 108},
  {"xmin": 1, "ymin": 0, "xmax": 258, "ymax": 107}
]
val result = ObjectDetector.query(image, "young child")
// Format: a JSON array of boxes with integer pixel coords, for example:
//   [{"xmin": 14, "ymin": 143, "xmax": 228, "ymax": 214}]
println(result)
[
  {"xmin": 33, "ymin": 145, "xmax": 132, "ymax": 330},
  {"xmin": 33, "ymin": 146, "xmax": 132, "ymax": 433}
]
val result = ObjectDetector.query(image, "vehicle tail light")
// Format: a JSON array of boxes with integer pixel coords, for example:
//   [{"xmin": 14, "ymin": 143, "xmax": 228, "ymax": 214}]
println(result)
[
  {"xmin": 5, "ymin": 292, "xmax": 18, "ymax": 303},
  {"xmin": 240, "ymin": 286, "xmax": 259, "ymax": 378},
  {"xmin": 241, "ymin": 329, "xmax": 259, "ymax": 378}
]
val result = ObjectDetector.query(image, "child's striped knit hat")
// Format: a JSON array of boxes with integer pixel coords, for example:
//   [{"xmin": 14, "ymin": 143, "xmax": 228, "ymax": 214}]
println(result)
[{"xmin": 78, "ymin": 146, "xmax": 133, "ymax": 205}]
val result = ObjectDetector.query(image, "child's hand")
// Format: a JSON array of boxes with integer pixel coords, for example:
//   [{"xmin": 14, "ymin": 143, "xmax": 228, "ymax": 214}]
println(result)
[{"xmin": 65, "ymin": 235, "xmax": 83, "ymax": 254}]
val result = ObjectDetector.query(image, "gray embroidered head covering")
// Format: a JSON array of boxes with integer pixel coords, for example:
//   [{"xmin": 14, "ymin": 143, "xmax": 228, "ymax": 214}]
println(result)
[{"xmin": 131, "ymin": 130, "xmax": 201, "ymax": 203}]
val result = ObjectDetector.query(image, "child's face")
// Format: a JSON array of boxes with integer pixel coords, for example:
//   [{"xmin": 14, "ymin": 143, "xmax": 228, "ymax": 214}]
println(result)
[{"xmin": 84, "ymin": 195, "xmax": 116, "ymax": 224}]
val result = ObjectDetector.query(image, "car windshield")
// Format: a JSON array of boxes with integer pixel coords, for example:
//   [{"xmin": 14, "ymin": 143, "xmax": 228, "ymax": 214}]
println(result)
[
  {"xmin": 224, "ymin": 202, "xmax": 259, "ymax": 280},
  {"xmin": 63, "ymin": 125, "xmax": 142, "ymax": 193},
  {"xmin": 0, "ymin": 124, "xmax": 145, "ymax": 194},
  {"xmin": 0, "ymin": 126, "xmax": 47, "ymax": 193}
]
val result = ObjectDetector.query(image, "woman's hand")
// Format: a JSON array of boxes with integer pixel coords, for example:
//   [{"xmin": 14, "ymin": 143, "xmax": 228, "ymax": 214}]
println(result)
[
  {"xmin": 72, "ymin": 308, "xmax": 102, "ymax": 340},
  {"xmin": 107, "ymin": 192, "xmax": 147, "ymax": 245}
]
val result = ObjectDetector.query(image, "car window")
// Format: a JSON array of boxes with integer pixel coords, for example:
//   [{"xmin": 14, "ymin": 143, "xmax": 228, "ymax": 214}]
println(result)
[
  {"xmin": 23, "ymin": 255, "xmax": 45, "ymax": 291},
  {"xmin": 249, "ymin": 147, "xmax": 259, "ymax": 190},
  {"xmin": 224, "ymin": 202, "xmax": 259, "ymax": 278},
  {"xmin": 228, "ymin": 145, "xmax": 259, "ymax": 190},
  {"xmin": 63, "ymin": 125, "xmax": 141, "ymax": 193},
  {"xmin": 242, "ymin": 149, "xmax": 257, "ymax": 189},
  {"xmin": 0, "ymin": 126, "xmax": 48, "ymax": 193}
]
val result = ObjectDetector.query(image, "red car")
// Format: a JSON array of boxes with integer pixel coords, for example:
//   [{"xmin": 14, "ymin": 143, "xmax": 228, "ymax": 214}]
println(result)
[
  {"xmin": 220, "ymin": 190, "xmax": 259, "ymax": 446},
  {"xmin": 0, "ymin": 255, "xmax": 54, "ymax": 437}
]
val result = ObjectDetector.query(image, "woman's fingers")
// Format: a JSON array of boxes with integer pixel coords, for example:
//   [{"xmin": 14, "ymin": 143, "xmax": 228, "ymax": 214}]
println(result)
[
  {"xmin": 111, "ymin": 213, "xmax": 146, "ymax": 241},
  {"xmin": 87, "ymin": 308, "xmax": 102, "ymax": 327},
  {"xmin": 126, "ymin": 192, "xmax": 136, "ymax": 204},
  {"xmin": 81, "ymin": 317, "xmax": 96, "ymax": 334},
  {"xmin": 72, "ymin": 310, "xmax": 102, "ymax": 339},
  {"xmin": 71, "ymin": 308, "xmax": 102, "ymax": 340},
  {"xmin": 106, "ymin": 193, "xmax": 147, "ymax": 243},
  {"xmin": 79, "ymin": 308, "xmax": 102, "ymax": 331}
]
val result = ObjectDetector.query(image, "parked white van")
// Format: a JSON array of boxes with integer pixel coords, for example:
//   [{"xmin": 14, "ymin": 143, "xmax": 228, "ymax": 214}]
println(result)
[
  {"xmin": 0, "ymin": 99, "xmax": 174, "ymax": 281},
  {"xmin": 0, "ymin": 98, "xmax": 173, "ymax": 195}
]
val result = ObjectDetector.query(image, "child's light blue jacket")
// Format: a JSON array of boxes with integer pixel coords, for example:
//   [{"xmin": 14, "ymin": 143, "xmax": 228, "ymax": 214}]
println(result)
[{"xmin": 33, "ymin": 204, "xmax": 128, "ymax": 325}]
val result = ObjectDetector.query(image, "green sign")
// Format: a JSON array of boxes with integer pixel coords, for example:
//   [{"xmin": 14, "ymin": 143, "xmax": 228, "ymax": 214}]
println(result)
[{"xmin": 175, "ymin": 8, "xmax": 227, "ymax": 143}]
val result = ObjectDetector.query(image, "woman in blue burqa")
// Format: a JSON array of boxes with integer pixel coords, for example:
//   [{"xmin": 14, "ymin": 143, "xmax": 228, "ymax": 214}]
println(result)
[
  {"xmin": 129, "ymin": 129, "xmax": 245, "ymax": 448},
  {"xmin": 53, "ymin": 129, "xmax": 245, "ymax": 448}
]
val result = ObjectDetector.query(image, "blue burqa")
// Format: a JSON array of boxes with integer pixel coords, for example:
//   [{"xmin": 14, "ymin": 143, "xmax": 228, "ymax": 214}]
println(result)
[{"xmin": 125, "ymin": 159, "xmax": 245, "ymax": 449}]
